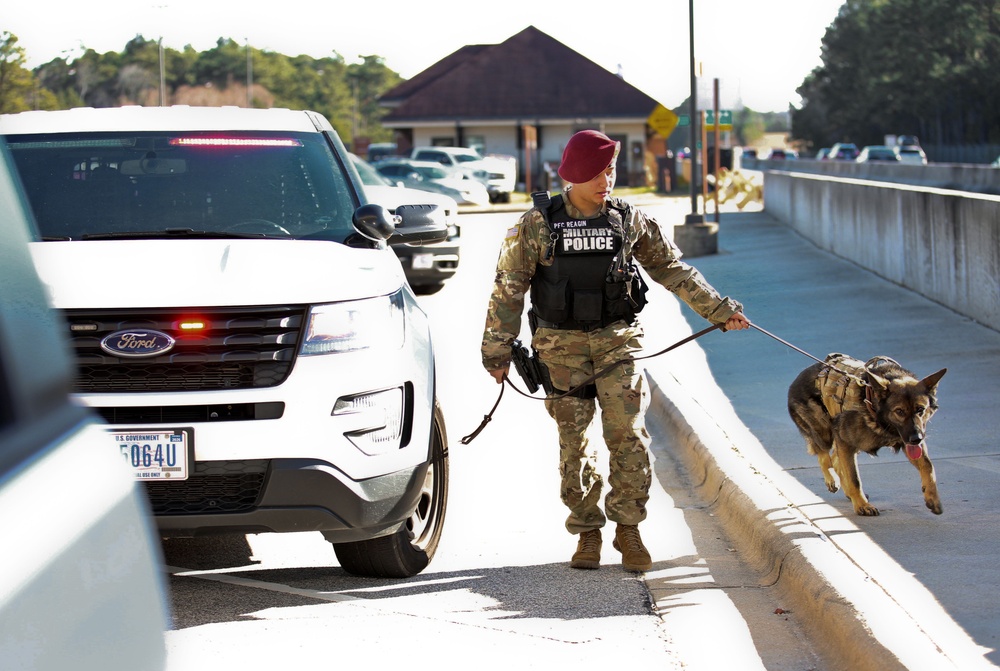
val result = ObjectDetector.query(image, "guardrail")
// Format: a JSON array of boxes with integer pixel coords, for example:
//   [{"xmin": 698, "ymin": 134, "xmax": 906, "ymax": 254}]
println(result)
[
  {"xmin": 760, "ymin": 167, "xmax": 1000, "ymax": 332},
  {"xmin": 746, "ymin": 157, "xmax": 1000, "ymax": 195}
]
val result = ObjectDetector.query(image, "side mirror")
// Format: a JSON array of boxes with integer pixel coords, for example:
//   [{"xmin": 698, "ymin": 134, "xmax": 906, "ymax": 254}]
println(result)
[
  {"xmin": 389, "ymin": 204, "xmax": 449, "ymax": 245},
  {"xmin": 352, "ymin": 203, "xmax": 398, "ymax": 241}
]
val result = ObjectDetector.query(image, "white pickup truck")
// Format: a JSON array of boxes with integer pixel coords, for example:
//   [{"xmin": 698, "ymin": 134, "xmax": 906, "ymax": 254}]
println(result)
[{"xmin": 411, "ymin": 145, "xmax": 517, "ymax": 203}]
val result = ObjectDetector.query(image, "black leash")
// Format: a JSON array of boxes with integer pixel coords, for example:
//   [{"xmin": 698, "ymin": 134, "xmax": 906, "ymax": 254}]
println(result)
[
  {"xmin": 749, "ymin": 323, "xmax": 869, "ymax": 384},
  {"xmin": 749, "ymin": 323, "xmax": 827, "ymax": 366},
  {"xmin": 460, "ymin": 321, "xmax": 870, "ymax": 445},
  {"xmin": 460, "ymin": 322, "xmax": 723, "ymax": 444}
]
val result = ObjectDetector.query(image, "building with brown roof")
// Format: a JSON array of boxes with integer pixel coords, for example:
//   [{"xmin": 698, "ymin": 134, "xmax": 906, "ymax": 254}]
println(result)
[{"xmin": 378, "ymin": 26, "xmax": 667, "ymax": 189}]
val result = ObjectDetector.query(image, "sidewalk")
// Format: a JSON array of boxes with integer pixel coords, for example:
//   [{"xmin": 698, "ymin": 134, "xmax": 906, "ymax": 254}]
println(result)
[{"xmin": 638, "ymin": 207, "xmax": 1000, "ymax": 670}]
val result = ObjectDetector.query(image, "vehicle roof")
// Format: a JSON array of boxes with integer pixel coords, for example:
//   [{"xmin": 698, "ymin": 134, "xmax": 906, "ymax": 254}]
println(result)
[
  {"xmin": 412, "ymin": 145, "xmax": 480, "ymax": 155},
  {"xmin": 378, "ymin": 158, "xmax": 449, "ymax": 169},
  {"xmin": 0, "ymin": 106, "xmax": 333, "ymax": 135}
]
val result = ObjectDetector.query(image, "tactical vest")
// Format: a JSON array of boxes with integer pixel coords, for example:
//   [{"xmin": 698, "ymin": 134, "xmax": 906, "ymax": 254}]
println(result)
[
  {"xmin": 530, "ymin": 194, "xmax": 647, "ymax": 329},
  {"xmin": 815, "ymin": 353, "xmax": 868, "ymax": 417}
]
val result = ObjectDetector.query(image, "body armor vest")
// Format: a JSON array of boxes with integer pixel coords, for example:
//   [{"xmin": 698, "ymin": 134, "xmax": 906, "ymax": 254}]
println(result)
[{"xmin": 530, "ymin": 195, "xmax": 646, "ymax": 329}]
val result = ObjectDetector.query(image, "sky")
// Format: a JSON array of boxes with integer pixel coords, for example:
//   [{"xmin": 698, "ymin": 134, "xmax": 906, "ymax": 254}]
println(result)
[{"xmin": 4, "ymin": 0, "xmax": 844, "ymax": 113}]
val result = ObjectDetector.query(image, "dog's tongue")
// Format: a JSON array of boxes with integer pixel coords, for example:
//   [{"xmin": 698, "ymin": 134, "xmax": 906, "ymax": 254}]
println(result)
[{"xmin": 905, "ymin": 444, "xmax": 923, "ymax": 460}]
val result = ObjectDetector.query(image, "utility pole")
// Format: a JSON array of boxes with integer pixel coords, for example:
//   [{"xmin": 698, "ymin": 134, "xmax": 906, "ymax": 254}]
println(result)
[
  {"xmin": 686, "ymin": 0, "xmax": 703, "ymax": 225},
  {"xmin": 158, "ymin": 38, "xmax": 166, "ymax": 106},
  {"xmin": 246, "ymin": 39, "xmax": 253, "ymax": 108}
]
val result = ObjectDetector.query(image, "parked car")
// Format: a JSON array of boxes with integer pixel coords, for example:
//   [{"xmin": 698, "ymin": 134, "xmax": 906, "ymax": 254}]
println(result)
[
  {"xmin": 351, "ymin": 154, "xmax": 460, "ymax": 293},
  {"xmin": 857, "ymin": 145, "xmax": 901, "ymax": 162},
  {"xmin": 0, "ymin": 106, "xmax": 450, "ymax": 579},
  {"xmin": 829, "ymin": 142, "xmax": 860, "ymax": 160},
  {"xmin": 410, "ymin": 146, "xmax": 516, "ymax": 203},
  {"xmin": 0, "ymin": 141, "xmax": 169, "ymax": 668},
  {"xmin": 895, "ymin": 145, "xmax": 928, "ymax": 165},
  {"xmin": 366, "ymin": 141, "xmax": 399, "ymax": 163},
  {"xmin": 376, "ymin": 158, "xmax": 491, "ymax": 206}
]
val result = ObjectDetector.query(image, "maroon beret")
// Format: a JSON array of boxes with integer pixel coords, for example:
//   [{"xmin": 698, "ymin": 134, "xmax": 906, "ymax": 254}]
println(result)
[{"xmin": 557, "ymin": 130, "xmax": 621, "ymax": 184}]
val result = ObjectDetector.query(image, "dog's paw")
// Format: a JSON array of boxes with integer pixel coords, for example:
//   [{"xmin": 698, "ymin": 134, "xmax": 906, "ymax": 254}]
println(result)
[
  {"xmin": 855, "ymin": 503, "xmax": 880, "ymax": 516},
  {"xmin": 926, "ymin": 499, "xmax": 943, "ymax": 515},
  {"xmin": 824, "ymin": 480, "xmax": 839, "ymax": 494}
]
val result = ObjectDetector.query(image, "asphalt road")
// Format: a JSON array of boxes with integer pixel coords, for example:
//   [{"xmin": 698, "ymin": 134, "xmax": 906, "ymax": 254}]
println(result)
[
  {"xmin": 161, "ymin": 205, "xmax": 827, "ymax": 670},
  {"xmin": 161, "ymin": 195, "xmax": 999, "ymax": 670}
]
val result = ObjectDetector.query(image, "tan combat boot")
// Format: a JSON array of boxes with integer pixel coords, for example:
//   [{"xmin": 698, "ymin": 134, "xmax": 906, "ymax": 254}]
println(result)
[
  {"xmin": 570, "ymin": 529, "xmax": 602, "ymax": 569},
  {"xmin": 613, "ymin": 524, "xmax": 652, "ymax": 571}
]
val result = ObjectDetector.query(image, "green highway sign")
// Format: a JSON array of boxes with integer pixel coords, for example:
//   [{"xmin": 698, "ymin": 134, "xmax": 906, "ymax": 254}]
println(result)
[{"xmin": 703, "ymin": 109, "xmax": 733, "ymax": 130}]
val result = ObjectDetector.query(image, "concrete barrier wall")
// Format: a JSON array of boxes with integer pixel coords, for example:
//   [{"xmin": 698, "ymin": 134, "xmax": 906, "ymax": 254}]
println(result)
[
  {"xmin": 763, "ymin": 171, "xmax": 1000, "ymax": 332},
  {"xmin": 750, "ymin": 158, "xmax": 1000, "ymax": 196}
]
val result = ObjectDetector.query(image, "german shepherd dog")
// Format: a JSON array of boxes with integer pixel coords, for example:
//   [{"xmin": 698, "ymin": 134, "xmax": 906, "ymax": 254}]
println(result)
[{"xmin": 788, "ymin": 353, "xmax": 947, "ymax": 516}]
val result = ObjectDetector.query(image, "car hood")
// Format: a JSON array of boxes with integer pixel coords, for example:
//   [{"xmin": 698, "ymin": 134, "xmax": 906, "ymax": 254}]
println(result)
[{"xmin": 29, "ymin": 239, "xmax": 405, "ymax": 309}]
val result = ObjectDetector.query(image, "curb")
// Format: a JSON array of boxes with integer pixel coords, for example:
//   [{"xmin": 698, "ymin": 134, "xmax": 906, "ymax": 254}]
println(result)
[{"xmin": 643, "ymin": 361, "xmax": 992, "ymax": 670}]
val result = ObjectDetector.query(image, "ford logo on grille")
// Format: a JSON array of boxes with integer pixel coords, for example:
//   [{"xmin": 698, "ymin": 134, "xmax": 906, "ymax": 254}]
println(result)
[{"xmin": 100, "ymin": 330, "xmax": 176, "ymax": 358}]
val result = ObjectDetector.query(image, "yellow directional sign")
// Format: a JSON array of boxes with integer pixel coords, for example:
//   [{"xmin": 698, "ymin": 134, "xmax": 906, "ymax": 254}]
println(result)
[{"xmin": 647, "ymin": 104, "xmax": 679, "ymax": 138}]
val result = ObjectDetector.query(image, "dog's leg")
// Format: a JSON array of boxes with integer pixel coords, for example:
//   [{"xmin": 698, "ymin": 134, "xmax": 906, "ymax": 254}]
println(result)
[
  {"xmin": 815, "ymin": 448, "xmax": 839, "ymax": 493},
  {"xmin": 909, "ymin": 449, "xmax": 943, "ymax": 515},
  {"xmin": 833, "ymin": 440, "xmax": 879, "ymax": 516}
]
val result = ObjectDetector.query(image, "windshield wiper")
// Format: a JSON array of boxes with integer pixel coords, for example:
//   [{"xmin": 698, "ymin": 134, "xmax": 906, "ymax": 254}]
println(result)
[{"xmin": 81, "ymin": 228, "xmax": 288, "ymax": 240}]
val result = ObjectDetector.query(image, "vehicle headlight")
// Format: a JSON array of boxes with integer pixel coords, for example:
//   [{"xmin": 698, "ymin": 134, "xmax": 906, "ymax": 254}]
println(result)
[{"xmin": 300, "ymin": 290, "xmax": 405, "ymax": 355}]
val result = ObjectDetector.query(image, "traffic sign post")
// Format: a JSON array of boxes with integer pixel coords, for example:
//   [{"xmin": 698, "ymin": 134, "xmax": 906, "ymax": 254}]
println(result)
[{"xmin": 647, "ymin": 104, "xmax": 680, "ymax": 139}]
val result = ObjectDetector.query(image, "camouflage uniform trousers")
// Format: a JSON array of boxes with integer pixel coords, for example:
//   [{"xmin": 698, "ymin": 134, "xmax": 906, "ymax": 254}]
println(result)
[{"xmin": 533, "ymin": 320, "xmax": 651, "ymax": 535}]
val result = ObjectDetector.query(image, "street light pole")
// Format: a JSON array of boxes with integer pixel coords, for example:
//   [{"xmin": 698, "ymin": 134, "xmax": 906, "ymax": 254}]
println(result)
[
  {"xmin": 158, "ymin": 38, "xmax": 166, "ymax": 106},
  {"xmin": 686, "ymin": 0, "xmax": 703, "ymax": 224},
  {"xmin": 246, "ymin": 39, "xmax": 253, "ymax": 108}
]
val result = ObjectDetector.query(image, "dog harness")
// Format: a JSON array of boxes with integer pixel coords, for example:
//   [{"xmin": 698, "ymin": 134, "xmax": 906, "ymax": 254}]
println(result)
[{"xmin": 815, "ymin": 352, "xmax": 895, "ymax": 418}]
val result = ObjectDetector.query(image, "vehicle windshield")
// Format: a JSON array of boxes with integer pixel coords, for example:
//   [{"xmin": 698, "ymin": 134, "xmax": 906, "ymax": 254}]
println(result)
[
  {"xmin": 414, "ymin": 165, "xmax": 451, "ymax": 180},
  {"xmin": 351, "ymin": 154, "xmax": 394, "ymax": 187},
  {"xmin": 6, "ymin": 131, "xmax": 359, "ymax": 242}
]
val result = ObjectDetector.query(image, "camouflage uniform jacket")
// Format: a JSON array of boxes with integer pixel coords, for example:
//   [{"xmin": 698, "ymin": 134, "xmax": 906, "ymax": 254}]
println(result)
[{"xmin": 481, "ymin": 191, "xmax": 743, "ymax": 371}]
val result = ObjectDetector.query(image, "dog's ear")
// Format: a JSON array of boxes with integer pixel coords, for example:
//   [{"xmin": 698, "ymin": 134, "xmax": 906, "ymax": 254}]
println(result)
[
  {"xmin": 867, "ymin": 372, "xmax": 890, "ymax": 391},
  {"xmin": 921, "ymin": 368, "xmax": 947, "ymax": 391}
]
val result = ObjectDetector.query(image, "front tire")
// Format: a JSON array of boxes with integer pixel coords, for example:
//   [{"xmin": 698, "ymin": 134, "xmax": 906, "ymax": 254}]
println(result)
[{"xmin": 333, "ymin": 400, "xmax": 449, "ymax": 578}]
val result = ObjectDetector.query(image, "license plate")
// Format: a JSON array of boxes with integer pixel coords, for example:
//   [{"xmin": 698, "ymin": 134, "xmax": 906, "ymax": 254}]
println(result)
[
  {"xmin": 110, "ymin": 429, "xmax": 192, "ymax": 481},
  {"xmin": 412, "ymin": 253, "xmax": 435, "ymax": 270}
]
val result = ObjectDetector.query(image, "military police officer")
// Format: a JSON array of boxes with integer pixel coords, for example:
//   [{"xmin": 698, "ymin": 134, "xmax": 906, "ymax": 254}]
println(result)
[{"xmin": 481, "ymin": 129, "xmax": 749, "ymax": 571}]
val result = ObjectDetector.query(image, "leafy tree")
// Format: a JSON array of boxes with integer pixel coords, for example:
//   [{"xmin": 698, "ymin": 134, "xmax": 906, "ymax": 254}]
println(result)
[
  {"xmin": 3, "ymin": 31, "xmax": 411, "ymax": 146},
  {"xmin": 347, "ymin": 56, "xmax": 403, "ymax": 144},
  {"xmin": 0, "ymin": 31, "xmax": 57, "ymax": 113},
  {"xmin": 792, "ymin": 0, "xmax": 1000, "ymax": 150}
]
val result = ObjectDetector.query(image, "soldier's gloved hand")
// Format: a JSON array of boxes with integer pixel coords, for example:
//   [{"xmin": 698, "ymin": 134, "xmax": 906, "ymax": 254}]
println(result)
[{"xmin": 488, "ymin": 367, "xmax": 507, "ymax": 384}]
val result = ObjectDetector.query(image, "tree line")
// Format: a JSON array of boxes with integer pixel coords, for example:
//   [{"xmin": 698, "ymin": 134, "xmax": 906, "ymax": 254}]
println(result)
[
  {"xmin": 0, "ymin": 31, "xmax": 402, "ymax": 146},
  {"xmin": 792, "ymin": 0, "xmax": 1000, "ymax": 155},
  {"xmin": 5, "ymin": 0, "xmax": 998, "ymax": 161}
]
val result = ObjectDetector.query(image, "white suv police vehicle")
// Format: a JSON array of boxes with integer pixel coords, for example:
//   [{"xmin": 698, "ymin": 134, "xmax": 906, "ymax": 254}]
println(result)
[{"xmin": 0, "ymin": 106, "xmax": 450, "ymax": 579}]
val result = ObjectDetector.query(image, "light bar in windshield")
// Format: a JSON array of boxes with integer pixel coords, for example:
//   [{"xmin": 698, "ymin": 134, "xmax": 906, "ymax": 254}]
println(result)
[{"xmin": 168, "ymin": 137, "xmax": 303, "ymax": 148}]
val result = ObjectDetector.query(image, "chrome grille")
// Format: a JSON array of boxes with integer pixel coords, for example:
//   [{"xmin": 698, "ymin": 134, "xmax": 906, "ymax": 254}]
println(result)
[{"xmin": 63, "ymin": 306, "xmax": 307, "ymax": 393}]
